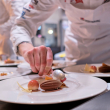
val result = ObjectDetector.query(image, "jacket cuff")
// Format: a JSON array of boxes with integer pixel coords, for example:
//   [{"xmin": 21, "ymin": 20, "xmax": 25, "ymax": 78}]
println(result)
[{"xmin": 11, "ymin": 36, "xmax": 32, "ymax": 56}]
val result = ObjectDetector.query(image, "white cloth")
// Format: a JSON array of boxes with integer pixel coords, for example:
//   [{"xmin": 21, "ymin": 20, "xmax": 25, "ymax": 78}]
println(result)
[
  {"xmin": 0, "ymin": 0, "xmax": 30, "ymax": 59},
  {"xmin": 11, "ymin": 0, "xmax": 110, "ymax": 63}
]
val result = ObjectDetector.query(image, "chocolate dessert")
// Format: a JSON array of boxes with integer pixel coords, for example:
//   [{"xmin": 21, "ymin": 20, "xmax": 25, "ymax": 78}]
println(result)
[
  {"xmin": 98, "ymin": 63, "xmax": 110, "ymax": 73},
  {"xmin": 40, "ymin": 79, "xmax": 62, "ymax": 91}
]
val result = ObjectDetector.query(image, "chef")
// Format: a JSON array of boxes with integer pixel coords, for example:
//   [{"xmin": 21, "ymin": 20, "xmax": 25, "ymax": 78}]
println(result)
[
  {"xmin": 0, "ymin": 0, "xmax": 30, "ymax": 60},
  {"xmin": 11, "ymin": 0, "xmax": 110, "ymax": 76}
]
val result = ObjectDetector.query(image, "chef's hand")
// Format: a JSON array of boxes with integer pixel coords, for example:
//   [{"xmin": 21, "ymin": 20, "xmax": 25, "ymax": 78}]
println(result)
[{"xmin": 18, "ymin": 43, "xmax": 53, "ymax": 76}]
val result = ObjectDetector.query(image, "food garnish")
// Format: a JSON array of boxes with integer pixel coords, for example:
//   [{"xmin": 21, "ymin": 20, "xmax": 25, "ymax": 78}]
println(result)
[
  {"xmin": 52, "ymin": 70, "xmax": 66, "ymax": 82},
  {"xmin": 28, "ymin": 80, "xmax": 39, "ymax": 91},
  {"xmin": 17, "ymin": 82, "xmax": 32, "ymax": 93},
  {"xmin": 90, "ymin": 66, "xmax": 97, "ymax": 73},
  {"xmin": 60, "ymin": 83, "xmax": 66, "ymax": 88},
  {"xmin": 84, "ymin": 64, "xmax": 97, "ymax": 73},
  {"xmin": 84, "ymin": 64, "xmax": 90, "ymax": 72},
  {"xmin": 99, "ymin": 63, "xmax": 110, "ymax": 73},
  {"xmin": 4, "ymin": 58, "xmax": 15, "ymax": 64},
  {"xmin": 52, "ymin": 63, "xmax": 58, "ymax": 66},
  {"xmin": 0, "ymin": 72, "xmax": 7, "ymax": 76},
  {"xmin": 45, "ymin": 75, "xmax": 53, "ymax": 80}
]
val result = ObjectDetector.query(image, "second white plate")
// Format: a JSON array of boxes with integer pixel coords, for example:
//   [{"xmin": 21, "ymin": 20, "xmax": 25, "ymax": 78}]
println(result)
[{"xmin": 63, "ymin": 64, "xmax": 110, "ymax": 77}]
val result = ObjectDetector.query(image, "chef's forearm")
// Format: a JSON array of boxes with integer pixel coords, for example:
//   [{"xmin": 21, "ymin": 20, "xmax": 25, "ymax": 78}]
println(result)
[{"xmin": 18, "ymin": 42, "xmax": 34, "ymax": 56}]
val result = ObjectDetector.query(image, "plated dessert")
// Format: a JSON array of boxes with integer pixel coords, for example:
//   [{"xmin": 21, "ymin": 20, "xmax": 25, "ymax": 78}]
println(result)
[
  {"xmin": 18, "ymin": 70, "xmax": 67, "ymax": 92},
  {"xmin": 0, "ymin": 73, "xmax": 107, "ymax": 104},
  {"xmin": 84, "ymin": 63, "xmax": 110, "ymax": 73},
  {"xmin": 99, "ymin": 63, "xmax": 110, "ymax": 73},
  {"xmin": 0, "ymin": 72, "xmax": 7, "ymax": 76},
  {"xmin": 52, "ymin": 62, "xmax": 59, "ymax": 66},
  {"xmin": 4, "ymin": 58, "xmax": 15, "ymax": 64},
  {"xmin": 4, "ymin": 58, "xmax": 23, "ymax": 64}
]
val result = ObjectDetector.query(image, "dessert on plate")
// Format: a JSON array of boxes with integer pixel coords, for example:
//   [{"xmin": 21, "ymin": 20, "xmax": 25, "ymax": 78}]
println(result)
[
  {"xmin": 17, "ymin": 70, "xmax": 67, "ymax": 92},
  {"xmin": 4, "ymin": 58, "xmax": 15, "ymax": 64},
  {"xmin": 84, "ymin": 64, "xmax": 97, "ymax": 73},
  {"xmin": 84, "ymin": 63, "xmax": 110, "ymax": 73},
  {"xmin": 98, "ymin": 63, "xmax": 110, "ymax": 73}
]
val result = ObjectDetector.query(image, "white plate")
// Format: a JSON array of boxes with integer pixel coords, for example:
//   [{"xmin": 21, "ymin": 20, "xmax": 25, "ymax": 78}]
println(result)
[
  {"xmin": 0, "ymin": 68, "xmax": 18, "ymax": 80},
  {"xmin": 0, "ymin": 67, "xmax": 31, "ymax": 80},
  {"xmin": 0, "ymin": 74, "xmax": 107, "ymax": 104},
  {"xmin": 0, "ymin": 60, "xmax": 24, "ymax": 66},
  {"xmin": 63, "ymin": 64, "xmax": 110, "ymax": 77}
]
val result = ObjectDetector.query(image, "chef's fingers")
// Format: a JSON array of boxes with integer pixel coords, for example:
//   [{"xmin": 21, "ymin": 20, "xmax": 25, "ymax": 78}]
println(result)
[
  {"xmin": 27, "ymin": 49, "xmax": 38, "ymax": 73},
  {"xmin": 44, "ymin": 47, "xmax": 53, "ymax": 75},
  {"xmin": 48, "ymin": 69, "xmax": 53, "ymax": 75},
  {"xmin": 38, "ymin": 46, "xmax": 47, "ymax": 76},
  {"xmin": 34, "ymin": 47, "xmax": 40, "ymax": 71}
]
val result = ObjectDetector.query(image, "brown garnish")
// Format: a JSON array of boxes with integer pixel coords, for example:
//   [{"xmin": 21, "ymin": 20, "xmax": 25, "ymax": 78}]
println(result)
[
  {"xmin": 0, "ymin": 73, "xmax": 7, "ymax": 76},
  {"xmin": 99, "ymin": 63, "xmax": 110, "ymax": 73},
  {"xmin": 60, "ymin": 83, "xmax": 66, "ymax": 88}
]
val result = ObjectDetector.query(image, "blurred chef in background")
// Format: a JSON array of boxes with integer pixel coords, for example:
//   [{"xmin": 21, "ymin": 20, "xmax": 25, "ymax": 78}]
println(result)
[
  {"xmin": 11, "ymin": 0, "xmax": 110, "ymax": 75},
  {"xmin": 0, "ymin": 0, "xmax": 30, "ymax": 60}
]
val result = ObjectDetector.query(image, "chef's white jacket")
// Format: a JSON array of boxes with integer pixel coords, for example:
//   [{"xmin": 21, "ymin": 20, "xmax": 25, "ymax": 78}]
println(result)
[
  {"xmin": 0, "ymin": 0, "xmax": 30, "ymax": 59},
  {"xmin": 11, "ymin": 0, "xmax": 110, "ymax": 64}
]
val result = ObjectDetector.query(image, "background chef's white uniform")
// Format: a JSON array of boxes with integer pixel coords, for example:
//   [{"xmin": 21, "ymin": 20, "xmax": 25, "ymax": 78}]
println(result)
[
  {"xmin": 11, "ymin": 0, "xmax": 110, "ymax": 64},
  {"xmin": 0, "ymin": 0, "xmax": 30, "ymax": 59}
]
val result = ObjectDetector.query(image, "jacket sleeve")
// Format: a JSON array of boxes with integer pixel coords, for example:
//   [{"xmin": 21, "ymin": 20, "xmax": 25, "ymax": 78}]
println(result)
[
  {"xmin": 0, "ymin": 0, "xmax": 27, "ymax": 36},
  {"xmin": 11, "ymin": 0, "xmax": 58, "ymax": 55}
]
